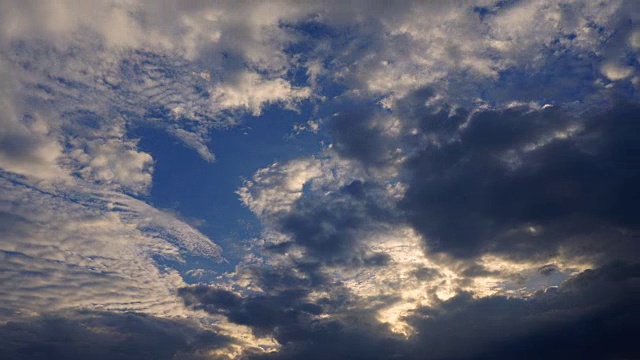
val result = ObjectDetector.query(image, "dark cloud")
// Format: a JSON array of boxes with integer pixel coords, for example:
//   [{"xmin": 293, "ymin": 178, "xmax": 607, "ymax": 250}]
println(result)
[
  {"xmin": 180, "ymin": 285, "xmax": 318, "ymax": 337},
  {"xmin": 180, "ymin": 263, "xmax": 334, "ymax": 338},
  {"xmin": 0, "ymin": 310, "xmax": 231, "ymax": 360},
  {"xmin": 400, "ymin": 100, "xmax": 640, "ymax": 260},
  {"xmin": 407, "ymin": 262, "xmax": 640, "ymax": 359},
  {"xmin": 253, "ymin": 315, "xmax": 405, "ymax": 360},
  {"xmin": 274, "ymin": 180, "xmax": 399, "ymax": 264},
  {"xmin": 203, "ymin": 96, "xmax": 640, "ymax": 359},
  {"xmin": 198, "ymin": 93, "xmax": 640, "ymax": 359},
  {"xmin": 329, "ymin": 105, "xmax": 398, "ymax": 167},
  {"xmin": 312, "ymin": 88, "xmax": 639, "ymax": 263},
  {"xmin": 538, "ymin": 263, "xmax": 558, "ymax": 276},
  {"xmin": 180, "ymin": 284, "xmax": 405, "ymax": 360},
  {"xmin": 179, "ymin": 262, "xmax": 639, "ymax": 360}
]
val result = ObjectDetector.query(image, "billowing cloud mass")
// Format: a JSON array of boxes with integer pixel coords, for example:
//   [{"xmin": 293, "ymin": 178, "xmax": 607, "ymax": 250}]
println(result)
[{"xmin": 0, "ymin": 0, "xmax": 638, "ymax": 359}]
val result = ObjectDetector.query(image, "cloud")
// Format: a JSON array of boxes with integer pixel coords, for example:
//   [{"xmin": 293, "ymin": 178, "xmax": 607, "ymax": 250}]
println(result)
[
  {"xmin": 0, "ymin": 0, "xmax": 313, "ymax": 174},
  {"xmin": 0, "ymin": 1, "xmax": 638, "ymax": 358},
  {"xmin": 71, "ymin": 138, "xmax": 153, "ymax": 194},
  {"xmin": 601, "ymin": 62, "xmax": 634, "ymax": 81},
  {"xmin": 0, "ymin": 174, "xmax": 222, "ymax": 320},
  {"xmin": 403, "ymin": 262, "xmax": 640, "ymax": 359},
  {"xmin": 179, "ymin": 262, "xmax": 639, "ymax": 360},
  {"xmin": 276, "ymin": 180, "xmax": 399, "ymax": 262},
  {"xmin": 238, "ymin": 158, "xmax": 324, "ymax": 219},
  {"xmin": 400, "ymin": 99, "xmax": 640, "ymax": 261},
  {"xmin": 211, "ymin": 70, "xmax": 311, "ymax": 116},
  {"xmin": 0, "ymin": 310, "xmax": 232, "ymax": 360},
  {"xmin": 328, "ymin": 103, "xmax": 404, "ymax": 168},
  {"xmin": 0, "ymin": 59, "xmax": 66, "ymax": 180},
  {"xmin": 179, "ymin": 268, "xmax": 407, "ymax": 359},
  {"xmin": 298, "ymin": 0, "xmax": 637, "ymax": 107},
  {"xmin": 0, "ymin": 109, "xmax": 66, "ymax": 180},
  {"xmin": 236, "ymin": 132, "xmax": 606, "ymax": 337}
]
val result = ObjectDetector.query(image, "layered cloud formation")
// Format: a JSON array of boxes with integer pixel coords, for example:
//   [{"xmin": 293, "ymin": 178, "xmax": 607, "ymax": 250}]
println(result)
[{"xmin": 0, "ymin": 1, "xmax": 638, "ymax": 359}]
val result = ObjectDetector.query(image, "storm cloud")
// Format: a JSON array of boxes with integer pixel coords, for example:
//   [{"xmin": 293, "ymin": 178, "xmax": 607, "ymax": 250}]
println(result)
[{"xmin": 401, "ymin": 100, "xmax": 640, "ymax": 261}]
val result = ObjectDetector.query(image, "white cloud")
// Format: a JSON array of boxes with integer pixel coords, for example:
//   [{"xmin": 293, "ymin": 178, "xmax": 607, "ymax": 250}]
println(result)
[
  {"xmin": 71, "ymin": 138, "xmax": 153, "ymax": 194},
  {"xmin": 238, "ymin": 158, "xmax": 323, "ymax": 218},
  {"xmin": 211, "ymin": 71, "xmax": 311, "ymax": 116},
  {"xmin": 601, "ymin": 62, "xmax": 634, "ymax": 81},
  {"xmin": 0, "ymin": 0, "xmax": 313, "ymax": 171},
  {"xmin": 238, "ymin": 152, "xmax": 376, "ymax": 221},
  {"xmin": 0, "ymin": 174, "xmax": 223, "ymax": 321}
]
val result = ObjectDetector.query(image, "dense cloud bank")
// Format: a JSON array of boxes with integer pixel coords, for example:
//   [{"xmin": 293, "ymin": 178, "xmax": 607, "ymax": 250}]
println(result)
[
  {"xmin": 178, "ymin": 262, "xmax": 639, "ymax": 359},
  {"xmin": 0, "ymin": 311, "xmax": 231, "ymax": 360},
  {"xmin": 400, "ymin": 100, "xmax": 640, "ymax": 261}
]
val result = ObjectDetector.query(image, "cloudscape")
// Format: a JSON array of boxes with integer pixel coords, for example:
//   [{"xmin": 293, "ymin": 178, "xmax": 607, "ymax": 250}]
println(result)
[{"xmin": 0, "ymin": 1, "xmax": 638, "ymax": 359}]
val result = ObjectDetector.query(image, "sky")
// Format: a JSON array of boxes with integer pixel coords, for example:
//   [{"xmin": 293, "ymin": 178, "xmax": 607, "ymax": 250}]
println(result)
[{"xmin": 0, "ymin": 0, "xmax": 638, "ymax": 359}]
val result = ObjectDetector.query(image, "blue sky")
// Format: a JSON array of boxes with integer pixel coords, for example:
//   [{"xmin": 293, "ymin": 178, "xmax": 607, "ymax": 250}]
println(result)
[
  {"xmin": 134, "ymin": 103, "xmax": 327, "ymax": 275},
  {"xmin": 0, "ymin": 1, "xmax": 638, "ymax": 359}
]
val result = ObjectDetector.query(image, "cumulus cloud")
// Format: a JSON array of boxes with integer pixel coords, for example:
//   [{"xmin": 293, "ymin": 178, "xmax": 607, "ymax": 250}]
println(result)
[
  {"xmin": 71, "ymin": 138, "xmax": 153, "ymax": 194},
  {"xmin": 299, "ymin": 0, "xmax": 638, "ymax": 106}
]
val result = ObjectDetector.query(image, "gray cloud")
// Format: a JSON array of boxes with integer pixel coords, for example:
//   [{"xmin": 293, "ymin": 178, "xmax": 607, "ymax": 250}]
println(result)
[
  {"xmin": 407, "ymin": 262, "xmax": 640, "ymax": 359},
  {"xmin": 400, "ymin": 99, "xmax": 640, "ymax": 261},
  {"xmin": 179, "ymin": 262, "xmax": 639, "ymax": 360},
  {"xmin": 0, "ymin": 310, "xmax": 231, "ymax": 360},
  {"xmin": 276, "ymin": 180, "xmax": 398, "ymax": 263}
]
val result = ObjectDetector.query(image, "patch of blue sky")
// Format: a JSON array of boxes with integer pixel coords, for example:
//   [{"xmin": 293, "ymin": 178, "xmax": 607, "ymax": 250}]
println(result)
[{"xmin": 134, "ymin": 102, "xmax": 327, "ymax": 277}]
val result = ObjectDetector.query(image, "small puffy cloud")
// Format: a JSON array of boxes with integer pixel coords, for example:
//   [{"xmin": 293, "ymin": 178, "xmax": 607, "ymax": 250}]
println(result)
[
  {"xmin": 400, "ymin": 100, "xmax": 640, "ymax": 262},
  {"xmin": 71, "ymin": 138, "xmax": 153, "ymax": 194},
  {"xmin": 601, "ymin": 62, "xmax": 635, "ymax": 81},
  {"xmin": 211, "ymin": 71, "xmax": 311, "ymax": 116},
  {"xmin": 238, "ymin": 158, "xmax": 323, "ymax": 218}
]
